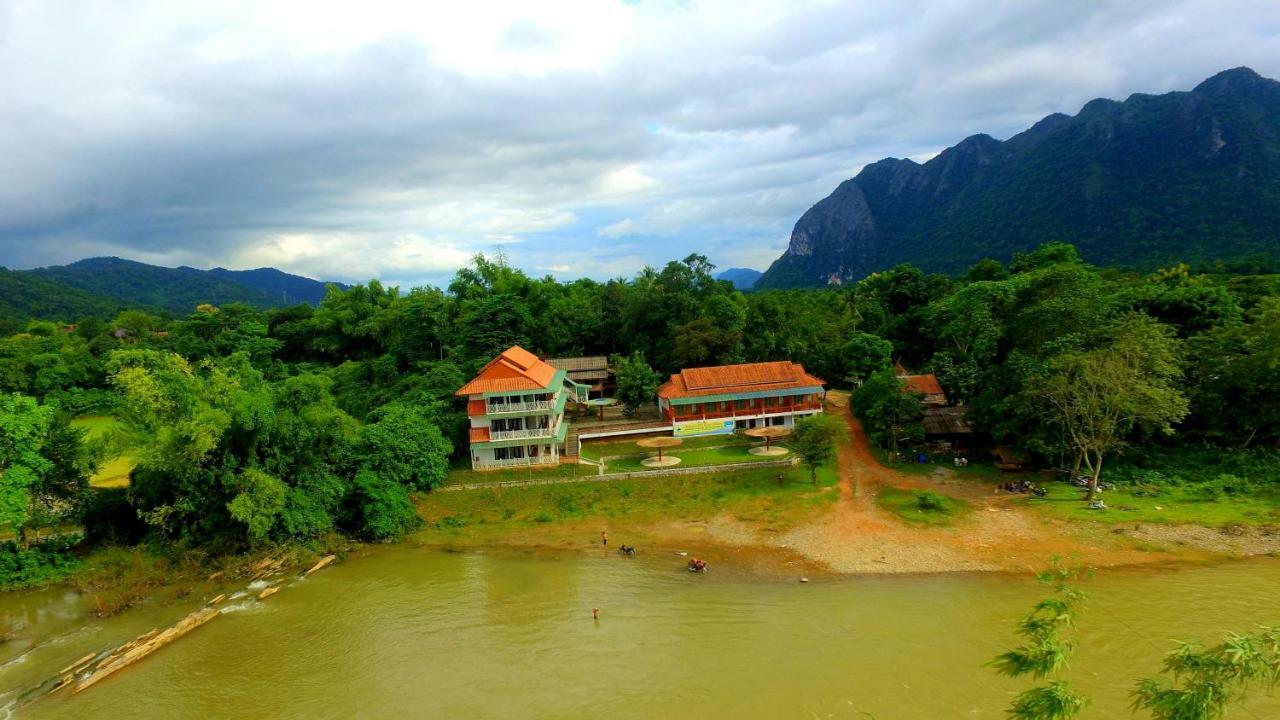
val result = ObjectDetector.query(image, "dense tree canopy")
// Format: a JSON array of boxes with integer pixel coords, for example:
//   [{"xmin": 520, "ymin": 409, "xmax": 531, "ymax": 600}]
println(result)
[{"xmin": 1, "ymin": 242, "xmax": 1277, "ymax": 553}]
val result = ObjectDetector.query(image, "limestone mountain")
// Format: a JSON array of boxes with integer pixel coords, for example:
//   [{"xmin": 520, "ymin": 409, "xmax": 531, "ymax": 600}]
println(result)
[{"xmin": 756, "ymin": 67, "xmax": 1280, "ymax": 288}]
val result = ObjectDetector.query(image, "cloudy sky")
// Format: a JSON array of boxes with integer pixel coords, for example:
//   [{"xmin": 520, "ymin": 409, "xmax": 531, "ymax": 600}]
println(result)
[{"xmin": 2, "ymin": 1, "xmax": 1278, "ymax": 287}]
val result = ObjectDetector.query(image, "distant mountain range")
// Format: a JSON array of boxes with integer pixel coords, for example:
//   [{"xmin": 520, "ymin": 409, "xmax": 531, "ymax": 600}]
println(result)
[
  {"xmin": 3, "ymin": 257, "xmax": 345, "ymax": 322},
  {"xmin": 757, "ymin": 67, "xmax": 1280, "ymax": 289},
  {"xmin": 715, "ymin": 267, "xmax": 763, "ymax": 290}
]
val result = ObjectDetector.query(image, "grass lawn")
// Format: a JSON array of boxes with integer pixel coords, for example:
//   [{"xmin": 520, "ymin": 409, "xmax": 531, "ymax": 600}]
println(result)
[
  {"xmin": 1016, "ymin": 481, "xmax": 1280, "ymax": 527},
  {"xmin": 72, "ymin": 415, "xmax": 136, "ymax": 488},
  {"xmin": 578, "ymin": 433, "xmax": 791, "ymax": 474},
  {"xmin": 418, "ymin": 462, "xmax": 841, "ymax": 544},
  {"xmin": 876, "ymin": 487, "xmax": 971, "ymax": 526},
  {"xmin": 605, "ymin": 444, "xmax": 792, "ymax": 473},
  {"xmin": 579, "ymin": 433, "xmax": 755, "ymax": 460}
]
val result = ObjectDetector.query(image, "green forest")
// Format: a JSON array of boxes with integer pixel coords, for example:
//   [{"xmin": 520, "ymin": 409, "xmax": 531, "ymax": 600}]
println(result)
[{"xmin": 1, "ymin": 243, "xmax": 1278, "ymax": 589}]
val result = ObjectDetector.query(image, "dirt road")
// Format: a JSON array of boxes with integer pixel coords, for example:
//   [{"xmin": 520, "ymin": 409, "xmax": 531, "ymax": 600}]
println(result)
[{"xmin": 771, "ymin": 393, "xmax": 1166, "ymax": 574}]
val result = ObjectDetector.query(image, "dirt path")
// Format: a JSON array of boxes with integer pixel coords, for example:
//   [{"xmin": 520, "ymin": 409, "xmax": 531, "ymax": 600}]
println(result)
[{"xmin": 769, "ymin": 394, "xmax": 1168, "ymax": 574}]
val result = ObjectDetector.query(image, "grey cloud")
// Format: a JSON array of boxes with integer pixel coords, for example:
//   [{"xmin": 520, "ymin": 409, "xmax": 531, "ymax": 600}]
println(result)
[{"xmin": 0, "ymin": 1, "xmax": 1278, "ymax": 283}]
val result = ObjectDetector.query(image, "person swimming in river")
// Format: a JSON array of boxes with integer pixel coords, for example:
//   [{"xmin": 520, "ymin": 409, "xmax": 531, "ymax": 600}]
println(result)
[
  {"xmin": 687, "ymin": 558, "xmax": 707, "ymax": 573},
  {"xmin": 619, "ymin": 544, "xmax": 635, "ymax": 556}
]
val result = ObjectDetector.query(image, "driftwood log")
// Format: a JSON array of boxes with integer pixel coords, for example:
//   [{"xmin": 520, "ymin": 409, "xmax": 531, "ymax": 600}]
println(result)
[{"xmin": 74, "ymin": 606, "xmax": 220, "ymax": 693}]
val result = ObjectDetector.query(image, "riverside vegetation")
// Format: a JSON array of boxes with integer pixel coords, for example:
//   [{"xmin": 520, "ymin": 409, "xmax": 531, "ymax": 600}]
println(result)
[{"xmin": 0, "ymin": 243, "xmax": 1277, "ymax": 599}]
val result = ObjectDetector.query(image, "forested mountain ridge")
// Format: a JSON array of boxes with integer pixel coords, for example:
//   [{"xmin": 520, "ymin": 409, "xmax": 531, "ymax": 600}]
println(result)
[
  {"xmin": 0, "ymin": 267, "xmax": 127, "ymax": 328},
  {"xmin": 757, "ymin": 67, "xmax": 1280, "ymax": 289},
  {"xmin": 207, "ymin": 266, "xmax": 347, "ymax": 305},
  {"xmin": 21, "ymin": 257, "xmax": 343, "ymax": 315}
]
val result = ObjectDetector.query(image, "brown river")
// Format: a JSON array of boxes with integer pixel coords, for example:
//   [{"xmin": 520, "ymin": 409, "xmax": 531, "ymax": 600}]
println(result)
[{"xmin": 2, "ymin": 546, "xmax": 1278, "ymax": 719}]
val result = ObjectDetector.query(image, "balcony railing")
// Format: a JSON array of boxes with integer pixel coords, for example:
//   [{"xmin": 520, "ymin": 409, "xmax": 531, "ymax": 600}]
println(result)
[
  {"xmin": 474, "ymin": 454, "xmax": 559, "ymax": 470},
  {"xmin": 488, "ymin": 424, "xmax": 558, "ymax": 442},
  {"xmin": 665, "ymin": 400, "xmax": 824, "ymax": 423},
  {"xmin": 487, "ymin": 398, "xmax": 555, "ymax": 414}
]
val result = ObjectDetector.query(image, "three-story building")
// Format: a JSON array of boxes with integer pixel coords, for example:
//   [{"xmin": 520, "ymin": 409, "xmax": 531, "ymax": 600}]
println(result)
[{"xmin": 456, "ymin": 346, "xmax": 576, "ymax": 470}]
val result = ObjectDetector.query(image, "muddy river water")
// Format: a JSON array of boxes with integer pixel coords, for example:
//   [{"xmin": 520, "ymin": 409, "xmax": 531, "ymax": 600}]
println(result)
[{"xmin": 2, "ymin": 546, "xmax": 1278, "ymax": 719}]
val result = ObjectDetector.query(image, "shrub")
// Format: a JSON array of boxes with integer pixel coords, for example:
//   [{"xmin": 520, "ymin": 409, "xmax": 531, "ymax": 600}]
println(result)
[
  {"xmin": 71, "ymin": 545, "xmax": 176, "ymax": 617},
  {"xmin": 555, "ymin": 494, "xmax": 579, "ymax": 515},
  {"xmin": 916, "ymin": 491, "xmax": 948, "ymax": 512},
  {"xmin": 346, "ymin": 470, "xmax": 422, "ymax": 541},
  {"xmin": 0, "ymin": 537, "xmax": 83, "ymax": 590},
  {"xmin": 437, "ymin": 514, "xmax": 467, "ymax": 529}
]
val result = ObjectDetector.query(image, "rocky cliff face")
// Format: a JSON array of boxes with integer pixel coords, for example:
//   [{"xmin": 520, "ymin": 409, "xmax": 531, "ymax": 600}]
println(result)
[{"xmin": 756, "ymin": 67, "xmax": 1280, "ymax": 289}]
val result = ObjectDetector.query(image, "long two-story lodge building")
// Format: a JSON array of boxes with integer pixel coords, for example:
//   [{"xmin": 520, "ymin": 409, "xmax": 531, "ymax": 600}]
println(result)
[{"xmin": 656, "ymin": 361, "xmax": 826, "ymax": 437}]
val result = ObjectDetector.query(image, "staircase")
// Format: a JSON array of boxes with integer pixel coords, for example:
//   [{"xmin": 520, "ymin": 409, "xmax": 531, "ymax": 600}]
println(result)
[{"xmin": 563, "ymin": 427, "xmax": 581, "ymax": 459}]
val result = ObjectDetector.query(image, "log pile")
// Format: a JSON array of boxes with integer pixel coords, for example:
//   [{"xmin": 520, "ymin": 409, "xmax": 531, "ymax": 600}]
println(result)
[
  {"xmin": 35, "ymin": 553, "xmax": 340, "ymax": 702},
  {"xmin": 70, "ymin": 602, "xmax": 222, "ymax": 693}
]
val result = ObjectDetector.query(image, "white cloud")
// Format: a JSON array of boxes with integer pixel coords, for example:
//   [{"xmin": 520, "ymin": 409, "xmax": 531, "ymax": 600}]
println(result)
[
  {"xmin": 597, "ymin": 165, "xmax": 659, "ymax": 198},
  {"xmin": 232, "ymin": 232, "xmax": 473, "ymax": 282},
  {"xmin": 598, "ymin": 219, "xmax": 639, "ymax": 239}
]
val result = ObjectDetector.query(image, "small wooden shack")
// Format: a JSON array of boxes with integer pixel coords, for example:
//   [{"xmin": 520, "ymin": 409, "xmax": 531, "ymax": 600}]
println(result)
[
  {"xmin": 921, "ymin": 405, "xmax": 974, "ymax": 450},
  {"xmin": 545, "ymin": 356, "xmax": 612, "ymax": 397}
]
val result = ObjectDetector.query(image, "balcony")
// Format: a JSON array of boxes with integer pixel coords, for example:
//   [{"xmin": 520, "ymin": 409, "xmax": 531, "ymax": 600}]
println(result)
[
  {"xmin": 485, "ymin": 398, "xmax": 555, "ymax": 415},
  {"xmin": 664, "ymin": 400, "xmax": 824, "ymax": 423},
  {"xmin": 474, "ymin": 454, "xmax": 559, "ymax": 470},
  {"xmin": 488, "ymin": 424, "xmax": 558, "ymax": 442}
]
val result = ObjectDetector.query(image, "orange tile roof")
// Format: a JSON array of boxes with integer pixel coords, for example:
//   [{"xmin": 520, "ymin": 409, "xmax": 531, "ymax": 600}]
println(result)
[
  {"xmin": 469, "ymin": 427, "xmax": 491, "ymax": 443},
  {"xmin": 657, "ymin": 361, "xmax": 825, "ymax": 399},
  {"xmin": 455, "ymin": 345, "xmax": 560, "ymax": 396},
  {"xmin": 903, "ymin": 373, "xmax": 944, "ymax": 396}
]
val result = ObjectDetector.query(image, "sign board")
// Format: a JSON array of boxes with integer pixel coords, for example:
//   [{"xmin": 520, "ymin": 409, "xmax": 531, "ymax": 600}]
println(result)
[{"xmin": 673, "ymin": 418, "xmax": 735, "ymax": 438}]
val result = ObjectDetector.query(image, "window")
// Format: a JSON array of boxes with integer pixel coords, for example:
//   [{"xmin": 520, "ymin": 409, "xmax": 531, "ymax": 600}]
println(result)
[
  {"xmin": 494, "ymin": 447, "xmax": 510, "ymax": 460},
  {"xmin": 529, "ymin": 445, "xmax": 539, "ymax": 457},
  {"xmin": 735, "ymin": 399, "xmax": 748, "ymax": 410},
  {"xmin": 771, "ymin": 416, "xmax": 785, "ymax": 426}
]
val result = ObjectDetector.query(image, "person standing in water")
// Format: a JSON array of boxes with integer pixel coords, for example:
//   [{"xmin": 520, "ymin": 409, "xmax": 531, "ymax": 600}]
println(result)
[{"xmin": 601, "ymin": 530, "xmax": 608, "ymax": 547}]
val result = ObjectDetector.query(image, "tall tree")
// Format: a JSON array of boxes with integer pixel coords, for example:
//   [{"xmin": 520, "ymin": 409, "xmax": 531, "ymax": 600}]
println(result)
[
  {"xmin": 0, "ymin": 393, "xmax": 53, "ymax": 546},
  {"xmin": 851, "ymin": 369, "xmax": 923, "ymax": 460},
  {"xmin": 613, "ymin": 352, "xmax": 661, "ymax": 417},
  {"xmin": 1029, "ymin": 314, "xmax": 1189, "ymax": 500}
]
